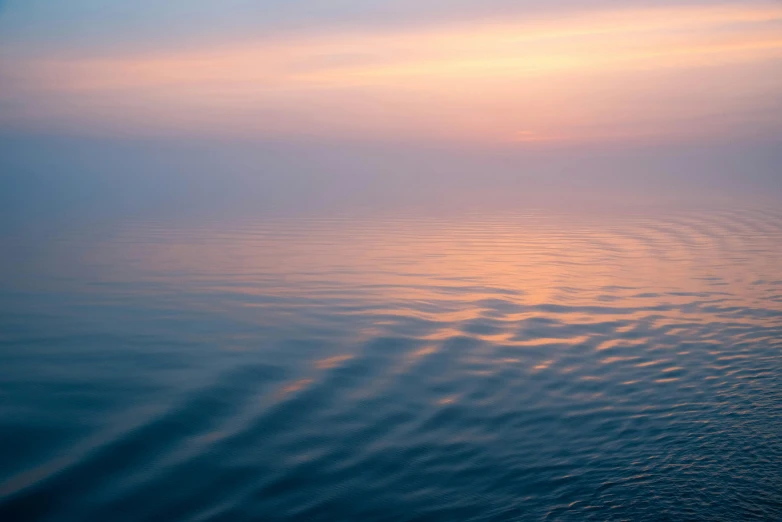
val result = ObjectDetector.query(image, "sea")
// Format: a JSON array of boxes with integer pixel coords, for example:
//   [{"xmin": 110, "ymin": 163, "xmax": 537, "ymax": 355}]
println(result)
[{"xmin": 1, "ymin": 202, "xmax": 781, "ymax": 521}]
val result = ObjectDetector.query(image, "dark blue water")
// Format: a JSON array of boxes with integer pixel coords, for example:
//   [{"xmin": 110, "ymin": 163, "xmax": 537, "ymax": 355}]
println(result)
[{"xmin": 1, "ymin": 206, "xmax": 781, "ymax": 521}]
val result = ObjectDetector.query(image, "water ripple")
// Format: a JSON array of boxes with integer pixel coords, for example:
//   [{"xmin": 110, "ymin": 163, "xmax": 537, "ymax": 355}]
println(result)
[{"xmin": 1, "ymin": 206, "xmax": 781, "ymax": 520}]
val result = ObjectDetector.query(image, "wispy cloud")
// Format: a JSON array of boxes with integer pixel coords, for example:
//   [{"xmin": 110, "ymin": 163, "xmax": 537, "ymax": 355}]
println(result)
[{"xmin": 2, "ymin": 3, "xmax": 781, "ymax": 144}]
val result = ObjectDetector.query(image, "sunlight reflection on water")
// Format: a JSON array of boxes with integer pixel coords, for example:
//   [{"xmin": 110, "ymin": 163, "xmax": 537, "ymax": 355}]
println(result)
[{"xmin": 1, "ymin": 205, "xmax": 781, "ymax": 520}]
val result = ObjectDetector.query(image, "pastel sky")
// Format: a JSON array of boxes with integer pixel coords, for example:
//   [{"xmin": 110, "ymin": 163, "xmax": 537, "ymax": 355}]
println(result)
[{"xmin": 1, "ymin": 0, "xmax": 781, "ymax": 146}]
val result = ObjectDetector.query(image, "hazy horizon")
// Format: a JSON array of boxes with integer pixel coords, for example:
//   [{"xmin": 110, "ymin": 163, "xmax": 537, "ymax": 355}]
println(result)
[
  {"xmin": 1, "ymin": 2, "xmax": 781, "ymax": 521},
  {"xmin": 2, "ymin": 0, "xmax": 781, "ymax": 221}
]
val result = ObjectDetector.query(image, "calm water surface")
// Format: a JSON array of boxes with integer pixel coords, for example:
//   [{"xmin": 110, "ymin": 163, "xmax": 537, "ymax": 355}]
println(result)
[{"xmin": 1, "ymin": 205, "xmax": 782, "ymax": 521}]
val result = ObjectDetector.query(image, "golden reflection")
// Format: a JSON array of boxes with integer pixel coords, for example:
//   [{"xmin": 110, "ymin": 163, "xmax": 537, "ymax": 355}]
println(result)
[
  {"xmin": 278, "ymin": 379, "xmax": 313, "ymax": 396},
  {"xmin": 518, "ymin": 336, "xmax": 592, "ymax": 347},
  {"xmin": 315, "ymin": 355, "xmax": 354, "ymax": 369},
  {"xmin": 407, "ymin": 346, "xmax": 438, "ymax": 362},
  {"xmin": 438, "ymin": 396, "xmax": 458, "ymax": 405},
  {"xmin": 601, "ymin": 356, "xmax": 640, "ymax": 365},
  {"xmin": 114, "ymin": 211, "xmax": 782, "ymax": 326},
  {"xmin": 532, "ymin": 360, "xmax": 555, "ymax": 372},
  {"xmin": 420, "ymin": 328, "xmax": 470, "ymax": 342},
  {"xmin": 635, "ymin": 360, "xmax": 669, "ymax": 368},
  {"xmin": 99, "ymin": 209, "xmax": 782, "ymax": 388}
]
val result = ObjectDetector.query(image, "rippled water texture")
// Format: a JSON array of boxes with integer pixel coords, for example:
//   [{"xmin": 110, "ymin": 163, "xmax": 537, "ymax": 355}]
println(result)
[{"xmin": 2, "ymin": 206, "xmax": 782, "ymax": 521}]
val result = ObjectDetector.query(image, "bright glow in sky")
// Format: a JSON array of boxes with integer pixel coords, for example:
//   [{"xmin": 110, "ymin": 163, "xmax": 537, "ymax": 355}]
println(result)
[{"xmin": 1, "ymin": 1, "xmax": 781, "ymax": 145}]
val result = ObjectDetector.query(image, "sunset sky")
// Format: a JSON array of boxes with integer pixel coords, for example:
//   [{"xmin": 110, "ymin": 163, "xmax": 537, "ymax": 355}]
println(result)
[{"xmin": 1, "ymin": 0, "xmax": 781, "ymax": 146}]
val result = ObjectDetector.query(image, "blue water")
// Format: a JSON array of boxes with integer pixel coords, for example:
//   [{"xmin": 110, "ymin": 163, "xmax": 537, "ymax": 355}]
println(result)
[{"xmin": 1, "ymin": 206, "xmax": 781, "ymax": 521}]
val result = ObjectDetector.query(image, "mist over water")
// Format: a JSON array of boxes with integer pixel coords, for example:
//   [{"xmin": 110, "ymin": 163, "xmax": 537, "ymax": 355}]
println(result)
[
  {"xmin": 2, "ymin": 0, "xmax": 782, "ymax": 517},
  {"xmin": 1, "ymin": 168, "xmax": 781, "ymax": 519}
]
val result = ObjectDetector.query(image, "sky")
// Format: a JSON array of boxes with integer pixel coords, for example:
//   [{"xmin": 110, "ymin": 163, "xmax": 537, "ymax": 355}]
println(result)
[
  {"xmin": 2, "ymin": 0, "xmax": 781, "ymax": 144},
  {"xmin": 0, "ymin": 0, "xmax": 780, "ymax": 217}
]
